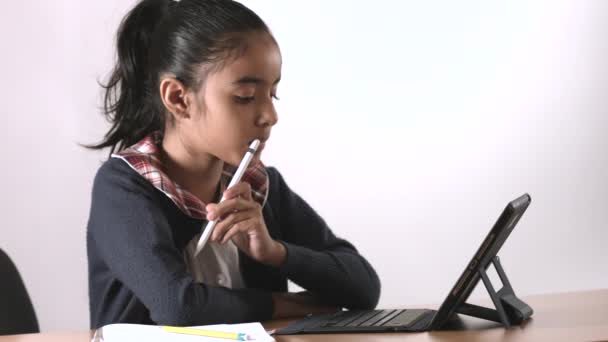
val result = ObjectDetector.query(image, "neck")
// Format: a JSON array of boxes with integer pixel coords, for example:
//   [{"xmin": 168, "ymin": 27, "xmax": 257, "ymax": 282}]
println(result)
[{"xmin": 160, "ymin": 130, "xmax": 224, "ymax": 204}]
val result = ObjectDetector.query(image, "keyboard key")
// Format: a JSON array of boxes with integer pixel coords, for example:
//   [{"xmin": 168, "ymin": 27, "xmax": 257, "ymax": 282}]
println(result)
[
  {"xmin": 359, "ymin": 310, "xmax": 395, "ymax": 327},
  {"xmin": 321, "ymin": 311, "xmax": 363, "ymax": 327},
  {"xmin": 335, "ymin": 312, "xmax": 366, "ymax": 327},
  {"xmin": 383, "ymin": 309, "xmax": 428, "ymax": 327},
  {"xmin": 347, "ymin": 310, "xmax": 383, "ymax": 327},
  {"xmin": 374, "ymin": 309, "xmax": 405, "ymax": 326}
]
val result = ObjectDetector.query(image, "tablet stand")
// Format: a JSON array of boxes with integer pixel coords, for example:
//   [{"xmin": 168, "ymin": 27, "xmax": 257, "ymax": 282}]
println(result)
[{"xmin": 455, "ymin": 256, "xmax": 533, "ymax": 328}]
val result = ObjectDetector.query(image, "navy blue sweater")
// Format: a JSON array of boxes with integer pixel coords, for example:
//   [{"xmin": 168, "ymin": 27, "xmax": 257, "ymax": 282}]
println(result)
[{"xmin": 87, "ymin": 158, "xmax": 380, "ymax": 329}]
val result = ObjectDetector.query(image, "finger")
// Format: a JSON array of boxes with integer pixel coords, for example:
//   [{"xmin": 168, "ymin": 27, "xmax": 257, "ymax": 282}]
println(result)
[
  {"xmin": 207, "ymin": 197, "xmax": 253, "ymax": 221},
  {"xmin": 221, "ymin": 218, "xmax": 256, "ymax": 244},
  {"xmin": 210, "ymin": 210, "xmax": 251, "ymax": 241},
  {"xmin": 210, "ymin": 209, "xmax": 253, "ymax": 242},
  {"xmin": 222, "ymin": 182, "xmax": 253, "ymax": 201},
  {"xmin": 206, "ymin": 197, "xmax": 256, "ymax": 221}
]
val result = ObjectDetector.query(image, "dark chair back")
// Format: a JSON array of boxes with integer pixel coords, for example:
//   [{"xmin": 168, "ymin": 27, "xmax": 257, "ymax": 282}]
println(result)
[{"xmin": 0, "ymin": 248, "xmax": 39, "ymax": 335}]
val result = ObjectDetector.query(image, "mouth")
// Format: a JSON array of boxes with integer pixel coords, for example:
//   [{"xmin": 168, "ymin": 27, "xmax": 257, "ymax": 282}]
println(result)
[
  {"xmin": 246, "ymin": 139, "xmax": 267, "ymax": 160},
  {"xmin": 248, "ymin": 136, "xmax": 269, "ymax": 149}
]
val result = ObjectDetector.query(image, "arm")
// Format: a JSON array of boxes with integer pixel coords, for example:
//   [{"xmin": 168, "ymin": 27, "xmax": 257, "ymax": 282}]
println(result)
[
  {"xmin": 88, "ymin": 161, "xmax": 273, "ymax": 326},
  {"xmin": 267, "ymin": 167, "xmax": 381, "ymax": 310}
]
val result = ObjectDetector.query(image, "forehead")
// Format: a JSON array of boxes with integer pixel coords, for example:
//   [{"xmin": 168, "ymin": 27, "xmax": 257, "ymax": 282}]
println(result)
[{"xmin": 212, "ymin": 32, "xmax": 282, "ymax": 84}]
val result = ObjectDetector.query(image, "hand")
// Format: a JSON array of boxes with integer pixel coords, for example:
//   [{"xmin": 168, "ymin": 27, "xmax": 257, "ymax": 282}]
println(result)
[
  {"xmin": 206, "ymin": 182, "xmax": 286, "ymax": 267},
  {"xmin": 272, "ymin": 292, "xmax": 342, "ymax": 319}
]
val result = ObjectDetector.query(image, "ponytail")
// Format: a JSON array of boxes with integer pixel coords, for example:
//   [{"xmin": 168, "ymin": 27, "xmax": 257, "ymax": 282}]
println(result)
[
  {"xmin": 88, "ymin": 0, "xmax": 169, "ymax": 154},
  {"xmin": 87, "ymin": 0, "xmax": 274, "ymax": 154}
]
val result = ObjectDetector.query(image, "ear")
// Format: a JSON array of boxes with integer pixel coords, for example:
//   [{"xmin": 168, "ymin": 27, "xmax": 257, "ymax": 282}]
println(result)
[{"xmin": 159, "ymin": 76, "xmax": 192, "ymax": 122}]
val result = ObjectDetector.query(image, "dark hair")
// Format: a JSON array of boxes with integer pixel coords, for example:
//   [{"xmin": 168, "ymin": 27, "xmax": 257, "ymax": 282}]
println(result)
[{"xmin": 88, "ymin": 0, "xmax": 273, "ymax": 154}]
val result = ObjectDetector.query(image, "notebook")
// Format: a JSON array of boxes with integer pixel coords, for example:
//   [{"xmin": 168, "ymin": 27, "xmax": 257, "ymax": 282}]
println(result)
[{"xmin": 92, "ymin": 322, "xmax": 275, "ymax": 342}]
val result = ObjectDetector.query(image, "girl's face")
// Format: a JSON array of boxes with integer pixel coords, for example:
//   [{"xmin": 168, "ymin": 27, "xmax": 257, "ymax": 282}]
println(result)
[{"xmin": 185, "ymin": 31, "xmax": 281, "ymax": 166}]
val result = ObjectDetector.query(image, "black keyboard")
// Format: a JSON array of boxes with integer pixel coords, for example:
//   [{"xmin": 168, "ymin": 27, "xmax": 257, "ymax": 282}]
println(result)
[{"xmin": 321, "ymin": 309, "xmax": 427, "ymax": 328}]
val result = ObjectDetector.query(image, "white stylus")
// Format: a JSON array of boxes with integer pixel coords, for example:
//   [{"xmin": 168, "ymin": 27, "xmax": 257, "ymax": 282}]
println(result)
[{"xmin": 194, "ymin": 139, "xmax": 261, "ymax": 255}]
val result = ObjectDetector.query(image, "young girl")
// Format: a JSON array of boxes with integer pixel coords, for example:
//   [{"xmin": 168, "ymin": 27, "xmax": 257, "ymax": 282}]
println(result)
[{"xmin": 86, "ymin": 0, "xmax": 380, "ymax": 329}]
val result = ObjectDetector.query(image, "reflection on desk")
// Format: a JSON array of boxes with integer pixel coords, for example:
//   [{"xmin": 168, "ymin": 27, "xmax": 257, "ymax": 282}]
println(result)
[{"xmin": 0, "ymin": 289, "xmax": 607, "ymax": 342}]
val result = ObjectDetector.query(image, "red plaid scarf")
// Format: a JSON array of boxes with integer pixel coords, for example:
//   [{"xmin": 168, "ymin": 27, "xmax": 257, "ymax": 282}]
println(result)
[{"xmin": 112, "ymin": 132, "xmax": 269, "ymax": 220}]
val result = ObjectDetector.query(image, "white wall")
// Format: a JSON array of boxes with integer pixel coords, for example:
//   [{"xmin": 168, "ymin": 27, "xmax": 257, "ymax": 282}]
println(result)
[{"xmin": 0, "ymin": 0, "xmax": 606, "ymax": 332}]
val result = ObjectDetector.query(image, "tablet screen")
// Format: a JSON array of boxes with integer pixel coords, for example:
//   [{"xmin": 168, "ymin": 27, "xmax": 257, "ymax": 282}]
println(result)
[{"xmin": 430, "ymin": 193, "xmax": 531, "ymax": 329}]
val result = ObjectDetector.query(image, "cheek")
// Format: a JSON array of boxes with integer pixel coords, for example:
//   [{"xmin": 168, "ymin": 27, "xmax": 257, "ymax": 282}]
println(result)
[
  {"xmin": 199, "ymin": 112, "xmax": 247, "ymax": 162},
  {"xmin": 209, "ymin": 100, "xmax": 251, "ymax": 136}
]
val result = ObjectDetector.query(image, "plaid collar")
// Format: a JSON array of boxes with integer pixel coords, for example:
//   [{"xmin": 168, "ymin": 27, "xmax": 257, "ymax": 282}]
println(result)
[{"xmin": 111, "ymin": 132, "xmax": 269, "ymax": 220}]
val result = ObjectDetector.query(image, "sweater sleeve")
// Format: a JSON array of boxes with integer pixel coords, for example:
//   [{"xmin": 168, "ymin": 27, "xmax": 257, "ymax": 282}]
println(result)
[
  {"xmin": 266, "ymin": 167, "xmax": 381, "ymax": 310},
  {"xmin": 88, "ymin": 161, "xmax": 273, "ymax": 326}
]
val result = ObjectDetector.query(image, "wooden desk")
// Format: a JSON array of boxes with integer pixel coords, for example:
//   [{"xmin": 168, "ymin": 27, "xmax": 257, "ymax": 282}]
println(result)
[{"xmin": 1, "ymin": 289, "xmax": 607, "ymax": 342}]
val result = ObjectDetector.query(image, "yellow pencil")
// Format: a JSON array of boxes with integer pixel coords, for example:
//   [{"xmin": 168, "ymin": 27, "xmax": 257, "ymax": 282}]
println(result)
[{"xmin": 162, "ymin": 326, "xmax": 252, "ymax": 340}]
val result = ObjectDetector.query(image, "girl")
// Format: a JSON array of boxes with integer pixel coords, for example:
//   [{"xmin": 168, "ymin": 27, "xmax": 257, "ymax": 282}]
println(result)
[{"xmin": 86, "ymin": 0, "xmax": 380, "ymax": 329}]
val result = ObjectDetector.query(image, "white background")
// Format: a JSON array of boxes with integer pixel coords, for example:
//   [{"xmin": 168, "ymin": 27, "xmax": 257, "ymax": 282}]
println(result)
[{"xmin": 0, "ymin": 0, "xmax": 606, "ymax": 331}]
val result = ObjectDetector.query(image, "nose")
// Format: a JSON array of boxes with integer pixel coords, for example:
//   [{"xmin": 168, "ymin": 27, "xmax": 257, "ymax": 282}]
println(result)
[{"xmin": 257, "ymin": 101, "xmax": 279, "ymax": 128}]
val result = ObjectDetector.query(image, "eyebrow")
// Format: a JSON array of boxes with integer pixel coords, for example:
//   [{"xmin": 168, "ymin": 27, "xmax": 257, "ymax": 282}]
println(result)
[{"xmin": 233, "ymin": 75, "xmax": 281, "ymax": 86}]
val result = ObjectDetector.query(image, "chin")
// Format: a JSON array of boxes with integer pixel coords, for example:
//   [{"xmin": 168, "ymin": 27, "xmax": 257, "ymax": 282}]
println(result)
[
  {"xmin": 230, "ymin": 149, "xmax": 247, "ymax": 166},
  {"xmin": 226, "ymin": 155, "xmax": 241, "ymax": 167},
  {"xmin": 226, "ymin": 148, "xmax": 262, "ymax": 168},
  {"xmin": 253, "ymin": 150, "xmax": 263, "ymax": 163}
]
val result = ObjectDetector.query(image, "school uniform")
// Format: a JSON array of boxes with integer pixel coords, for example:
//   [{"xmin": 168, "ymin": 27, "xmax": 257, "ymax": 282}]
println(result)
[{"xmin": 87, "ymin": 132, "xmax": 380, "ymax": 329}]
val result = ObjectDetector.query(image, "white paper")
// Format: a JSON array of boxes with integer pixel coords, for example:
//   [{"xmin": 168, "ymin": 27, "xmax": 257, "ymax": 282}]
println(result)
[{"xmin": 97, "ymin": 322, "xmax": 275, "ymax": 342}]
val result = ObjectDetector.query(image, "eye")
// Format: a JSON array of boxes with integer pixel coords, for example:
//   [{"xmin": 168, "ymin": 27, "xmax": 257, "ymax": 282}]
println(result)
[
  {"xmin": 234, "ymin": 96, "xmax": 254, "ymax": 104},
  {"xmin": 271, "ymin": 94, "xmax": 280, "ymax": 101}
]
